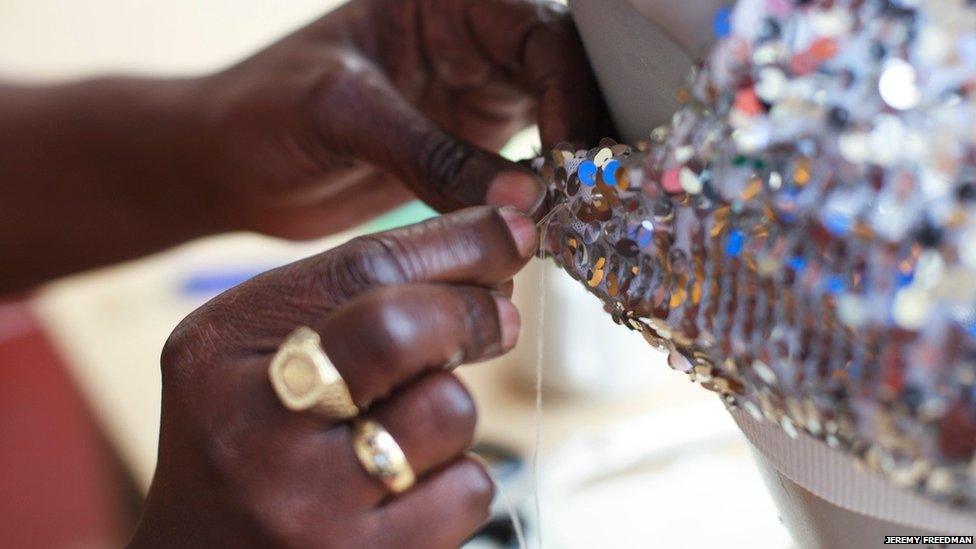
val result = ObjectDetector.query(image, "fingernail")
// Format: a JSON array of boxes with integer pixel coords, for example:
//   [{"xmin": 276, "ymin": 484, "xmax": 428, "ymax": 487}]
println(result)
[
  {"xmin": 493, "ymin": 295, "xmax": 521, "ymax": 352},
  {"xmin": 498, "ymin": 206, "xmax": 538, "ymax": 258},
  {"xmin": 443, "ymin": 348, "xmax": 465, "ymax": 370},
  {"xmin": 486, "ymin": 171, "xmax": 546, "ymax": 215}
]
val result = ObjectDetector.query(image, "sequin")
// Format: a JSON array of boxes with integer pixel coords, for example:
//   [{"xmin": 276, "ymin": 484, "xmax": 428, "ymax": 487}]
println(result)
[
  {"xmin": 603, "ymin": 159, "xmax": 621, "ymax": 186},
  {"xmin": 533, "ymin": 0, "xmax": 976, "ymax": 507},
  {"xmin": 679, "ymin": 167, "xmax": 703, "ymax": 194},
  {"xmin": 734, "ymin": 88, "xmax": 764, "ymax": 116},
  {"xmin": 594, "ymin": 147, "xmax": 613, "ymax": 167},
  {"xmin": 725, "ymin": 230, "xmax": 745, "ymax": 257},
  {"xmin": 755, "ymin": 68, "xmax": 788, "ymax": 102},
  {"xmin": 793, "ymin": 160, "xmax": 811, "ymax": 186},
  {"xmin": 578, "ymin": 160, "xmax": 597, "ymax": 186},
  {"xmin": 879, "ymin": 58, "xmax": 921, "ymax": 110},
  {"xmin": 615, "ymin": 238, "xmax": 640, "ymax": 257},
  {"xmin": 713, "ymin": 7, "xmax": 732, "ymax": 38},
  {"xmin": 662, "ymin": 167, "xmax": 683, "ymax": 194},
  {"xmin": 668, "ymin": 351, "xmax": 694, "ymax": 373},
  {"xmin": 893, "ymin": 287, "xmax": 932, "ymax": 329}
]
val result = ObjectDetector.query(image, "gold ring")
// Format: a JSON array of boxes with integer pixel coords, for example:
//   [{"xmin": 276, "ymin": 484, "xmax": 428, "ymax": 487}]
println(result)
[
  {"xmin": 268, "ymin": 327, "xmax": 358, "ymax": 419},
  {"xmin": 351, "ymin": 419, "xmax": 416, "ymax": 494}
]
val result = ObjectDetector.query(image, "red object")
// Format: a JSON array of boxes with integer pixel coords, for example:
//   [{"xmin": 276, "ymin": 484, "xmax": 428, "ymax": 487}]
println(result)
[
  {"xmin": 791, "ymin": 38, "xmax": 838, "ymax": 75},
  {"xmin": 810, "ymin": 37, "xmax": 838, "ymax": 60},
  {"xmin": 661, "ymin": 167, "xmax": 683, "ymax": 194},
  {"xmin": 0, "ymin": 302, "xmax": 126, "ymax": 547},
  {"xmin": 734, "ymin": 87, "xmax": 764, "ymax": 116}
]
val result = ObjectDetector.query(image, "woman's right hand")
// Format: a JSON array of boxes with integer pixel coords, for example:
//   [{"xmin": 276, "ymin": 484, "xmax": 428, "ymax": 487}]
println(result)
[{"xmin": 129, "ymin": 206, "xmax": 537, "ymax": 548}]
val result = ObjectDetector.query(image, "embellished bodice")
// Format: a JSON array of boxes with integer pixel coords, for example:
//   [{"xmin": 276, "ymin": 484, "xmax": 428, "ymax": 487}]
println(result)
[{"xmin": 535, "ymin": 0, "xmax": 976, "ymax": 506}]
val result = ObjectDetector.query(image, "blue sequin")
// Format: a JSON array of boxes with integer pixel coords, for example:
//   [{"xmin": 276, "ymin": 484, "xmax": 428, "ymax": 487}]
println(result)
[
  {"xmin": 726, "ymin": 230, "xmax": 745, "ymax": 257},
  {"xmin": 578, "ymin": 160, "xmax": 597, "ymax": 186},
  {"xmin": 823, "ymin": 212, "xmax": 854, "ymax": 236},
  {"xmin": 826, "ymin": 275, "xmax": 846, "ymax": 294},
  {"xmin": 603, "ymin": 159, "xmax": 620, "ymax": 186},
  {"xmin": 713, "ymin": 7, "xmax": 732, "ymax": 38},
  {"xmin": 896, "ymin": 270, "xmax": 914, "ymax": 288},
  {"xmin": 638, "ymin": 231, "xmax": 652, "ymax": 248},
  {"xmin": 628, "ymin": 222, "xmax": 653, "ymax": 248},
  {"xmin": 787, "ymin": 255, "xmax": 807, "ymax": 272}
]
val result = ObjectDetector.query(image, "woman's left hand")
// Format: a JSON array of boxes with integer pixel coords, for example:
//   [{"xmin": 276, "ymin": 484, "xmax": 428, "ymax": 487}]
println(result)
[
  {"xmin": 131, "ymin": 206, "xmax": 537, "ymax": 548},
  {"xmin": 186, "ymin": 0, "xmax": 609, "ymax": 237}
]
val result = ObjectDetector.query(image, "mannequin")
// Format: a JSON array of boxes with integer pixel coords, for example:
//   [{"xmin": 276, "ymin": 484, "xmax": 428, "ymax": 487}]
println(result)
[{"xmin": 566, "ymin": 0, "xmax": 976, "ymax": 545}]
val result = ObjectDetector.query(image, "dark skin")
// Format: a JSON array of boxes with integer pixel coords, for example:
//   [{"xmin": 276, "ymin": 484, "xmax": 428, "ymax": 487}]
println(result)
[
  {"xmin": 0, "ymin": 0, "xmax": 608, "ymax": 292},
  {"xmin": 1, "ymin": 1, "xmax": 609, "ymax": 546},
  {"xmin": 134, "ymin": 206, "xmax": 538, "ymax": 547}
]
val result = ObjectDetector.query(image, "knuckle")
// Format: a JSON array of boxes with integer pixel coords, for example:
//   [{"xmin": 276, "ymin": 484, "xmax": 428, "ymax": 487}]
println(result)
[
  {"xmin": 201, "ymin": 432, "xmax": 243, "ymax": 489},
  {"xmin": 473, "ymin": 205, "xmax": 518, "ymax": 248},
  {"xmin": 211, "ymin": 444, "xmax": 325, "ymax": 547},
  {"xmin": 160, "ymin": 323, "xmax": 193, "ymax": 373},
  {"xmin": 433, "ymin": 373, "xmax": 478, "ymax": 433},
  {"xmin": 329, "ymin": 286, "xmax": 425, "ymax": 404},
  {"xmin": 244, "ymin": 498, "xmax": 308, "ymax": 548},
  {"xmin": 159, "ymin": 306, "xmax": 225, "ymax": 387},
  {"xmin": 422, "ymin": 374, "xmax": 478, "ymax": 439},
  {"xmin": 160, "ymin": 314, "xmax": 201, "ymax": 370},
  {"xmin": 305, "ymin": 52, "xmax": 374, "ymax": 117},
  {"xmin": 451, "ymin": 287, "xmax": 497, "ymax": 358},
  {"xmin": 199, "ymin": 415, "xmax": 271, "ymax": 494},
  {"xmin": 357, "ymin": 512, "xmax": 395, "ymax": 548},
  {"xmin": 324, "ymin": 208, "xmax": 506, "ymax": 298},
  {"xmin": 324, "ymin": 235, "xmax": 413, "ymax": 297},
  {"xmin": 305, "ymin": 52, "xmax": 392, "ymax": 160},
  {"xmin": 362, "ymin": 287, "xmax": 420, "ymax": 363},
  {"xmin": 422, "ymin": 209, "xmax": 497, "ymax": 267},
  {"xmin": 418, "ymin": 131, "xmax": 475, "ymax": 197}
]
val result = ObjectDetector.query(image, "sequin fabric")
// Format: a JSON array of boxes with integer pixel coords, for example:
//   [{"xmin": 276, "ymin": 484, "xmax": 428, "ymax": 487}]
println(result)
[{"xmin": 535, "ymin": 0, "xmax": 976, "ymax": 505}]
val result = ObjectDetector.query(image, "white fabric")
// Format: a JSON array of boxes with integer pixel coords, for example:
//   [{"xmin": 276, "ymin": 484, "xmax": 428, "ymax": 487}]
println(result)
[{"xmin": 730, "ymin": 408, "xmax": 976, "ymax": 534}]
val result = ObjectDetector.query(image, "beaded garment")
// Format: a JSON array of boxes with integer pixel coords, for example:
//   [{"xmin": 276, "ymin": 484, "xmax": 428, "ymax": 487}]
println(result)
[{"xmin": 535, "ymin": 0, "xmax": 976, "ymax": 506}]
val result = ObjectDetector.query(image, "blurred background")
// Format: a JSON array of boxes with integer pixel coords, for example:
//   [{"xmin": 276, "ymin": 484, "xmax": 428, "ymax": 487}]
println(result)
[{"xmin": 0, "ymin": 1, "xmax": 790, "ymax": 547}]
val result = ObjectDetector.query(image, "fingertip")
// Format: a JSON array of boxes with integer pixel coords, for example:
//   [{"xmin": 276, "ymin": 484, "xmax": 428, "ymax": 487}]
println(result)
[
  {"xmin": 497, "ymin": 206, "xmax": 539, "ymax": 259},
  {"xmin": 486, "ymin": 171, "xmax": 547, "ymax": 217},
  {"xmin": 452, "ymin": 456, "xmax": 495, "ymax": 520},
  {"xmin": 492, "ymin": 295, "xmax": 521, "ymax": 352}
]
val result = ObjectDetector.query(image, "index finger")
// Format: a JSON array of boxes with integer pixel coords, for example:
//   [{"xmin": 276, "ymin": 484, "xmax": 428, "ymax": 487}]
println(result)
[
  {"xmin": 316, "ymin": 205, "xmax": 537, "ymax": 308},
  {"xmin": 199, "ymin": 206, "xmax": 538, "ymax": 354}
]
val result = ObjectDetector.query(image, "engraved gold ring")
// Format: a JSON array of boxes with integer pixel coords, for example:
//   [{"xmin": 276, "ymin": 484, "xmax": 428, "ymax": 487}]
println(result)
[{"xmin": 268, "ymin": 327, "xmax": 358, "ymax": 420}]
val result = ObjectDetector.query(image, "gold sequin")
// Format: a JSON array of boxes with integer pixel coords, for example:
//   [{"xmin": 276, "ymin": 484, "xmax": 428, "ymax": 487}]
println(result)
[
  {"xmin": 793, "ymin": 159, "xmax": 812, "ymax": 185},
  {"xmin": 587, "ymin": 269, "xmax": 604, "ymax": 287},
  {"xmin": 742, "ymin": 178, "xmax": 763, "ymax": 200}
]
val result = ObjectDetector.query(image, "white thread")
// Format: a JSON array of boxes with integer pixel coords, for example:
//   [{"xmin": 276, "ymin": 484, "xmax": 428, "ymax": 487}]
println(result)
[
  {"xmin": 468, "ymin": 453, "xmax": 527, "ymax": 549},
  {"xmin": 532, "ymin": 254, "xmax": 545, "ymax": 549},
  {"xmin": 530, "ymin": 205, "xmax": 564, "ymax": 549}
]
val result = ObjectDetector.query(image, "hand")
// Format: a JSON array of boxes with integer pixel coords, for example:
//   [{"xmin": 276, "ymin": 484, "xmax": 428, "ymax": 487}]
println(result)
[
  {"xmin": 129, "ymin": 206, "xmax": 538, "ymax": 548},
  {"xmin": 0, "ymin": 0, "xmax": 607, "ymax": 290},
  {"xmin": 189, "ymin": 0, "xmax": 609, "ymax": 238}
]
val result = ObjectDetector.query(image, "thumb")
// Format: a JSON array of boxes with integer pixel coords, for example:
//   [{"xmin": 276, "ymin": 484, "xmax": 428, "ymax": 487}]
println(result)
[{"xmin": 310, "ymin": 57, "xmax": 546, "ymax": 216}]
